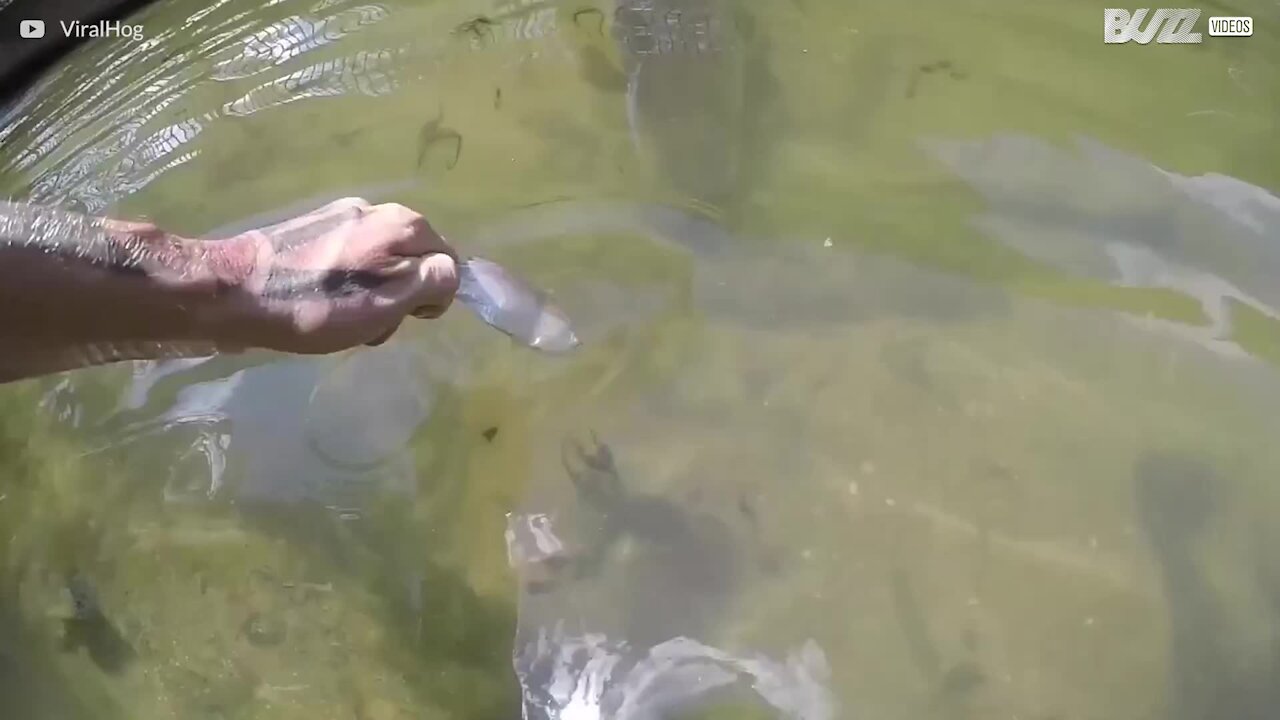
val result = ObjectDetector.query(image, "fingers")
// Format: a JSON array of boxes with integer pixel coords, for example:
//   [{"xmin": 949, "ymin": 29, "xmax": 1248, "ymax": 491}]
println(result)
[
  {"xmin": 409, "ymin": 253, "xmax": 459, "ymax": 316},
  {"xmin": 354, "ymin": 254, "xmax": 458, "ymax": 345},
  {"xmin": 251, "ymin": 200, "xmax": 463, "ymax": 354},
  {"xmin": 358, "ymin": 256, "xmax": 452, "ymax": 345},
  {"xmin": 364, "ymin": 320, "xmax": 401, "ymax": 347},
  {"xmin": 412, "ymin": 305, "xmax": 447, "ymax": 319}
]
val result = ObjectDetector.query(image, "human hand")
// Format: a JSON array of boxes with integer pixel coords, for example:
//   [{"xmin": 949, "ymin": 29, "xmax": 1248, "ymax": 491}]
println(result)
[{"xmin": 216, "ymin": 197, "xmax": 459, "ymax": 354}]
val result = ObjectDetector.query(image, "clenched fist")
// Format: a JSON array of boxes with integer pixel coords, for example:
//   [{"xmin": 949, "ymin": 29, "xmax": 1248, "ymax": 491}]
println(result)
[{"xmin": 219, "ymin": 197, "xmax": 461, "ymax": 353}]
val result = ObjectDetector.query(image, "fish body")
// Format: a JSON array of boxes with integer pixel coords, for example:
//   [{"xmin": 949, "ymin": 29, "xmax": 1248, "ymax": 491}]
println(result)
[
  {"xmin": 612, "ymin": 0, "xmax": 746, "ymax": 209},
  {"xmin": 456, "ymin": 257, "xmax": 580, "ymax": 353}
]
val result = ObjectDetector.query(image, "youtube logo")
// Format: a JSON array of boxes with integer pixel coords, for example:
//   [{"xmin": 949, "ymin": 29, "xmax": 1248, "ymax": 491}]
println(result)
[{"xmin": 18, "ymin": 19, "xmax": 44, "ymax": 38}]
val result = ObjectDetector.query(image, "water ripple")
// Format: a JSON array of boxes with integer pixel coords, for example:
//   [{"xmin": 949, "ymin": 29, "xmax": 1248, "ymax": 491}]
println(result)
[
  {"xmin": 1, "ymin": 0, "xmax": 410, "ymax": 211},
  {"xmin": 210, "ymin": 6, "xmax": 391, "ymax": 80}
]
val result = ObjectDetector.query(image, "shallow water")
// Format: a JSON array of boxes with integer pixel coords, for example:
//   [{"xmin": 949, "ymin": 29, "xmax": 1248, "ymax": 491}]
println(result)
[{"xmin": 3, "ymin": 0, "xmax": 1280, "ymax": 717}]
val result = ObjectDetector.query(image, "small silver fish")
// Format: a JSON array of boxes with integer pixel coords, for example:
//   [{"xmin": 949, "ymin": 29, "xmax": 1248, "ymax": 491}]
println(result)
[{"xmin": 456, "ymin": 257, "xmax": 580, "ymax": 353}]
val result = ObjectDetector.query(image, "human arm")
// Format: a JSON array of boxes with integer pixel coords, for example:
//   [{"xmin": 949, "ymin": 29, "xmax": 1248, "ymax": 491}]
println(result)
[{"xmin": 0, "ymin": 198, "xmax": 459, "ymax": 383}]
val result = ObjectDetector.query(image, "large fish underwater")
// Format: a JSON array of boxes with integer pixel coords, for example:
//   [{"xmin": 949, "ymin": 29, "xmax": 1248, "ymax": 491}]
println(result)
[
  {"xmin": 924, "ymin": 134, "xmax": 1280, "ymax": 360},
  {"xmin": 611, "ymin": 0, "xmax": 750, "ymax": 211}
]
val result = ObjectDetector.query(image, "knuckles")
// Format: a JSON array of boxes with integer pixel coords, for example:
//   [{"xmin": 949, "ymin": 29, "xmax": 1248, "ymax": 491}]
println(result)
[
  {"xmin": 375, "ymin": 202, "xmax": 428, "ymax": 230},
  {"xmin": 318, "ymin": 200, "xmax": 440, "ymax": 249}
]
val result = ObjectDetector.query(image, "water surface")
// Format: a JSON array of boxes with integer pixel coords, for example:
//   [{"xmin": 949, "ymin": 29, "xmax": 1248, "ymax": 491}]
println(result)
[{"xmin": 2, "ymin": 0, "xmax": 1280, "ymax": 718}]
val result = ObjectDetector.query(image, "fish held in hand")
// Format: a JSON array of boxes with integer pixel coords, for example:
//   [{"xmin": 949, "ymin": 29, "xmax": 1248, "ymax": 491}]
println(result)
[{"xmin": 456, "ymin": 257, "xmax": 580, "ymax": 353}]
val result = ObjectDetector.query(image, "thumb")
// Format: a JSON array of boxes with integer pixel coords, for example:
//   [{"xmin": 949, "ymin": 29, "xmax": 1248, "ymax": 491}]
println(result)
[
  {"xmin": 409, "ymin": 253, "xmax": 460, "ymax": 315},
  {"xmin": 368, "ymin": 253, "xmax": 459, "ymax": 318}
]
